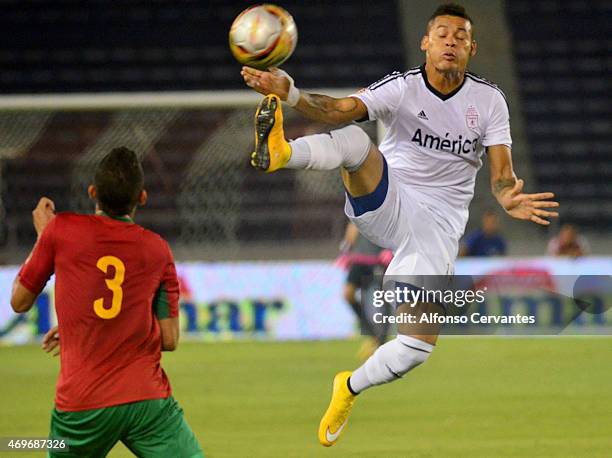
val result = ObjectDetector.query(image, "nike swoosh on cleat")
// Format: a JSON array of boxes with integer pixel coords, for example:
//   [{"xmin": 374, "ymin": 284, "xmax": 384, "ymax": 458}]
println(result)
[{"xmin": 325, "ymin": 419, "xmax": 348, "ymax": 443}]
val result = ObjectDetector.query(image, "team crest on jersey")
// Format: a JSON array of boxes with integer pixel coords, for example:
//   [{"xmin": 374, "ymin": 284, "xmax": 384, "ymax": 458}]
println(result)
[{"xmin": 466, "ymin": 105, "xmax": 479, "ymax": 130}]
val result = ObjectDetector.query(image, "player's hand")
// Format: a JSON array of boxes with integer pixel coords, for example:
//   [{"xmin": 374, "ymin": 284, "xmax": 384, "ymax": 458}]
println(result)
[
  {"xmin": 501, "ymin": 179, "xmax": 559, "ymax": 225},
  {"xmin": 241, "ymin": 66, "xmax": 291, "ymax": 100},
  {"xmin": 32, "ymin": 197, "xmax": 56, "ymax": 237},
  {"xmin": 41, "ymin": 325, "xmax": 60, "ymax": 357}
]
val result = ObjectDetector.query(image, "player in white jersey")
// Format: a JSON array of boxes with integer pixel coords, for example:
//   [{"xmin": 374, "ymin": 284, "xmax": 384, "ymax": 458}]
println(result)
[{"xmin": 241, "ymin": 3, "xmax": 559, "ymax": 447}]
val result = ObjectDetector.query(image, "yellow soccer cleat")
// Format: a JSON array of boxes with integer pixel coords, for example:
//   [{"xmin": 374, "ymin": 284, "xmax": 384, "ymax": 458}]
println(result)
[
  {"xmin": 318, "ymin": 371, "xmax": 357, "ymax": 447},
  {"xmin": 251, "ymin": 94, "xmax": 292, "ymax": 173}
]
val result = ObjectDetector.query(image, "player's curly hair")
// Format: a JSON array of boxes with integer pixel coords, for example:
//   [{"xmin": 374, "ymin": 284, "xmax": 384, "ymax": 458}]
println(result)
[
  {"xmin": 428, "ymin": 3, "xmax": 474, "ymax": 35},
  {"xmin": 94, "ymin": 147, "xmax": 144, "ymax": 217}
]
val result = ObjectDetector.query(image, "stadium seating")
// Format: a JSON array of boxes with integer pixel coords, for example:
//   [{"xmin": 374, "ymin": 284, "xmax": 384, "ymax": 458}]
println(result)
[
  {"xmin": 4, "ymin": 112, "xmax": 111, "ymax": 245},
  {"xmin": 0, "ymin": 0, "xmax": 403, "ymax": 92},
  {"xmin": 506, "ymin": 0, "xmax": 611, "ymax": 230},
  {"xmin": 0, "ymin": 1, "xmax": 403, "ymax": 252},
  {"xmin": 1, "ymin": 110, "xmax": 350, "ymax": 249},
  {"xmin": 1, "ymin": 0, "xmax": 609, "ymax": 252}
]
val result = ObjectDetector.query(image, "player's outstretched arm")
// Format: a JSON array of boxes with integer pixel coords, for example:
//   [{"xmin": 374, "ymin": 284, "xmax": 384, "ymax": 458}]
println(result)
[
  {"xmin": 241, "ymin": 66, "xmax": 367, "ymax": 125},
  {"xmin": 488, "ymin": 145, "xmax": 559, "ymax": 226}
]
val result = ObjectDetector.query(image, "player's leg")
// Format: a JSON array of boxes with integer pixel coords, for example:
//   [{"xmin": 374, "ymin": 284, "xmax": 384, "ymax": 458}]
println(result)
[
  {"xmin": 348, "ymin": 302, "xmax": 442, "ymax": 394},
  {"xmin": 360, "ymin": 266, "xmax": 392, "ymax": 347},
  {"xmin": 251, "ymin": 94, "xmax": 384, "ymax": 199},
  {"xmin": 48, "ymin": 406, "xmax": 124, "ymax": 457},
  {"xmin": 371, "ymin": 277, "xmax": 393, "ymax": 347},
  {"xmin": 121, "ymin": 397, "xmax": 203, "ymax": 458},
  {"xmin": 348, "ymin": 249, "xmax": 449, "ymax": 396},
  {"xmin": 318, "ymin": 302, "xmax": 441, "ymax": 447},
  {"xmin": 345, "ymin": 266, "xmax": 378, "ymax": 339},
  {"xmin": 318, "ymin": 163, "xmax": 413, "ymax": 447},
  {"xmin": 345, "ymin": 265, "xmax": 386, "ymax": 359},
  {"xmin": 319, "ymin": 201, "xmax": 455, "ymax": 447}
]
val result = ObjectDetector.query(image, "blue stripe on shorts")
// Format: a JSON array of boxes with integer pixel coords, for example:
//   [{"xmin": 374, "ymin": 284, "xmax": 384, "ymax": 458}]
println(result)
[{"xmin": 346, "ymin": 157, "xmax": 389, "ymax": 217}]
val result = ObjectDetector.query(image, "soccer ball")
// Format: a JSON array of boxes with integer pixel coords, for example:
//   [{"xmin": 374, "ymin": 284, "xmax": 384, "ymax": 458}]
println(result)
[{"xmin": 229, "ymin": 4, "xmax": 298, "ymax": 70}]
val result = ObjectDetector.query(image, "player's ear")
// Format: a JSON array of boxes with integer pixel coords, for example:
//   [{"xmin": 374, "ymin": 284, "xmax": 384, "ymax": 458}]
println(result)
[
  {"xmin": 470, "ymin": 40, "xmax": 478, "ymax": 57},
  {"xmin": 420, "ymin": 35, "xmax": 429, "ymax": 52},
  {"xmin": 138, "ymin": 190, "xmax": 148, "ymax": 206},
  {"xmin": 88, "ymin": 185, "xmax": 97, "ymax": 201}
]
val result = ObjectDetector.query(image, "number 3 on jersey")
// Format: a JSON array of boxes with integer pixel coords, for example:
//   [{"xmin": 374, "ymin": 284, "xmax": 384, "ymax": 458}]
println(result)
[{"xmin": 93, "ymin": 255, "xmax": 125, "ymax": 319}]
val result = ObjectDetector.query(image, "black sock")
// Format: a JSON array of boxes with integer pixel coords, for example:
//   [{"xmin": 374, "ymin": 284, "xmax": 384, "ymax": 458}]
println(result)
[{"xmin": 346, "ymin": 376, "xmax": 359, "ymax": 396}]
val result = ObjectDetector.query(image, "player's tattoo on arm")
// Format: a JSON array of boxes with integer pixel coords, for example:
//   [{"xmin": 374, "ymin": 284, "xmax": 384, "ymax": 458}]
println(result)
[
  {"xmin": 492, "ymin": 177, "xmax": 516, "ymax": 196},
  {"xmin": 492, "ymin": 177, "xmax": 518, "ymax": 212},
  {"xmin": 304, "ymin": 94, "xmax": 357, "ymax": 113},
  {"xmin": 298, "ymin": 93, "xmax": 364, "ymax": 124}
]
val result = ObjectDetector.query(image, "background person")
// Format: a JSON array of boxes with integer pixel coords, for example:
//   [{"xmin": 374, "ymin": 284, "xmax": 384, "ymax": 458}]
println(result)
[
  {"xmin": 460, "ymin": 210, "xmax": 507, "ymax": 256},
  {"xmin": 547, "ymin": 223, "xmax": 590, "ymax": 257}
]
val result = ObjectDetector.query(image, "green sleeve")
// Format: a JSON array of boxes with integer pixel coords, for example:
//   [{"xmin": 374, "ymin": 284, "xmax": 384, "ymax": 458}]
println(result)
[{"xmin": 153, "ymin": 283, "xmax": 171, "ymax": 319}]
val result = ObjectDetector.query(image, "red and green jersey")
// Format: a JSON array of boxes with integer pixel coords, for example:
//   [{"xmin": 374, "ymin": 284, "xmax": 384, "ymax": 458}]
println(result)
[{"xmin": 19, "ymin": 212, "xmax": 179, "ymax": 412}]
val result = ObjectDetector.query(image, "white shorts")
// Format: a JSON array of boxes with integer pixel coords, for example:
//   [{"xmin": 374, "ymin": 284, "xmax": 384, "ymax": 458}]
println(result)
[{"xmin": 344, "ymin": 161, "xmax": 459, "ymax": 278}]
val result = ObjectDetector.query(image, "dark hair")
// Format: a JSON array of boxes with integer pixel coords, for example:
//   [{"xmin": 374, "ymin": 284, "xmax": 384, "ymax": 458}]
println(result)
[
  {"xmin": 94, "ymin": 147, "xmax": 144, "ymax": 216},
  {"xmin": 428, "ymin": 3, "xmax": 474, "ymax": 33}
]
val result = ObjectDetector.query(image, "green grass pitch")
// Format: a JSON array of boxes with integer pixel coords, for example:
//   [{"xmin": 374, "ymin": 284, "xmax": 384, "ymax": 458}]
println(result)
[{"xmin": 1, "ymin": 337, "xmax": 611, "ymax": 457}]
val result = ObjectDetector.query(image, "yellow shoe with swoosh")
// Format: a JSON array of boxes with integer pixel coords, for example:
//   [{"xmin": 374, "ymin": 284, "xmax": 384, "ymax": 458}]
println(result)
[
  {"xmin": 251, "ymin": 94, "xmax": 292, "ymax": 173},
  {"xmin": 318, "ymin": 371, "xmax": 356, "ymax": 447}
]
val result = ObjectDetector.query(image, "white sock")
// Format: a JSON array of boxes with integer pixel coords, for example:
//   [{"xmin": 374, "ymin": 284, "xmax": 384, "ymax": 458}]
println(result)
[
  {"xmin": 348, "ymin": 335, "xmax": 433, "ymax": 394},
  {"xmin": 286, "ymin": 125, "xmax": 370, "ymax": 172}
]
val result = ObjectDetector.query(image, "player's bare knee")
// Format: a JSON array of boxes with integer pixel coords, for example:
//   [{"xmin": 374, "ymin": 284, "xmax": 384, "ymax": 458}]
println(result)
[{"xmin": 341, "ymin": 146, "xmax": 384, "ymax": 197}]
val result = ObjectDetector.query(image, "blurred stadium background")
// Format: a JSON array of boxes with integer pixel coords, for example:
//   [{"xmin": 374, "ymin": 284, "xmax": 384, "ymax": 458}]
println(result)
[
  {"xmin": 0, "ymin": 1, "xmax": 610, "ymax": 457},
  {"xmin": 0, "ymin": 0, "xmax": 610, "ymax": 261}
]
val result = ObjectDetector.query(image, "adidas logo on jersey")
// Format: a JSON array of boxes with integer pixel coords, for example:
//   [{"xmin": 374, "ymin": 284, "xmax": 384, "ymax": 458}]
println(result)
[{"xmin": 417, "ymin": 110, "xmax": 428, "ymax": 120}]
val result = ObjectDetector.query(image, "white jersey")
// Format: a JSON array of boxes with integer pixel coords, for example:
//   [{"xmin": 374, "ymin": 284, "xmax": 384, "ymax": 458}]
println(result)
[{"xmin": 352, "ymin": 65, "xmax": 511, "ymax": 238}]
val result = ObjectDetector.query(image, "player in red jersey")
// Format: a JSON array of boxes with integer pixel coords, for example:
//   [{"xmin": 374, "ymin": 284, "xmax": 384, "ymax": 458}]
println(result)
[{"xmin": 11, "ymin": 147, "xmax": 203, "ymax": 457}]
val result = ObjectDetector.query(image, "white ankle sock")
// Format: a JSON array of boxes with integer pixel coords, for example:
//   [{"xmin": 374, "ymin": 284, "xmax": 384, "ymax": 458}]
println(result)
[
  {"xmin": 287, "ymin": 125, "xmax": 370, "ymax": 172},
  {"xmin": 349, "ymin": 335, "xmax": 434, "ymax": 394}
]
